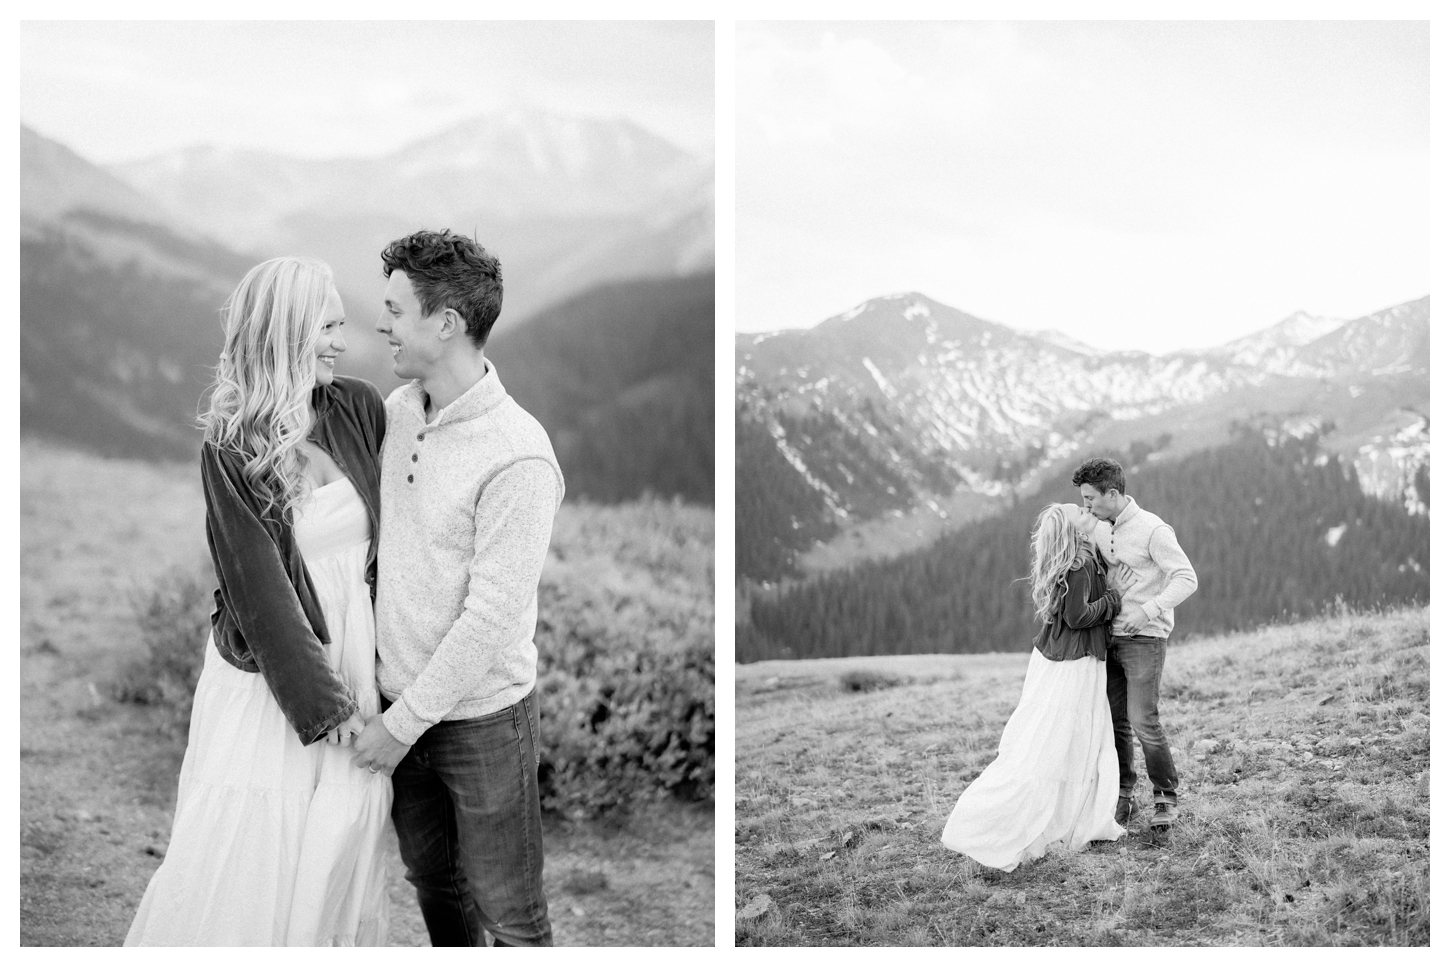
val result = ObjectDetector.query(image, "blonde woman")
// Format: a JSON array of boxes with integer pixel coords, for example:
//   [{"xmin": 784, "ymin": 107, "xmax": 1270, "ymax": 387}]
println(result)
[
  {"xmin": 126, "ymin": 257, "xmax": 391, "ymax": 945},
  {"xmin": 941, "ymin": 503, "xmax": 1125, "ymax": 871}
]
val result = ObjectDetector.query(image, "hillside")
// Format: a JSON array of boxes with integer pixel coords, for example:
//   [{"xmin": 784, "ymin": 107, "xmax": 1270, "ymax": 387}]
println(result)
[
  {"xmin": 21, "ymin": 124, "xmax": 159, "ymax": 224},
  {"xmin": 21, "ymin": 213, "xmax": 253, "ymax": 460},
  {"xmin": 739, "ymin": 427, "xmax": 1428, "ymax": 662},
  {"xmin": 736, "ymin": 606, "xmax": 1429, "ymax": 946},
  {"xmin": 736, "ymin": 293, "xmax": 1429, "ymax": 581},
  {"xmin": 20, "ymin": 123, "xmax": 393, "ymax": 461},
  {"xmin": 490, "ymin": 272, "xmax": 715, "ymax": 504}
]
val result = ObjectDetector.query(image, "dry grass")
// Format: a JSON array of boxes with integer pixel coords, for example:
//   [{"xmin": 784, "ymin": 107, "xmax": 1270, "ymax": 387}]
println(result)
[
  {"xmin": 735, "ymin": 606, "xmax": 1429, "ymax": 946},
  {"xmin": 20, "ymin": 438, "xmax": 713, "ymax": 946}
]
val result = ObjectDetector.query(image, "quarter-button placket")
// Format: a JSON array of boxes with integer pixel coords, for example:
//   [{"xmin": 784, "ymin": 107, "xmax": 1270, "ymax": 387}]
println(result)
[{"xmin": 410, "ymin": 429, "xmax": 424, "ymax": 484}]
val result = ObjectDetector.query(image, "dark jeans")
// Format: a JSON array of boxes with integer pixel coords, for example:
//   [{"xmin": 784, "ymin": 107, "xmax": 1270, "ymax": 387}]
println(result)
[
  {"xmin": 388, "ymin": 690, "xmax": 553, "ymax": 947},
  {"xmin": 1106, "ymin": 635, "xmax": 1179, "ymax": 805}
]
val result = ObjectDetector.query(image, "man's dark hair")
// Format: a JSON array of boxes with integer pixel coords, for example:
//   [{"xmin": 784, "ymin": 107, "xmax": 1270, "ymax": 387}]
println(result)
[
  {"xmin": 1072, "ymin": 457, "xmax": 1126, "ymax": 495},
  {"xmin": 381, "ymin": 229, "xmax": 503, "ymax": 348}
]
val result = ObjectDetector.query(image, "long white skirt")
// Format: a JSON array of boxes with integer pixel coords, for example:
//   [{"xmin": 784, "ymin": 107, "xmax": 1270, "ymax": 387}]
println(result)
[
  {"xmin": 126, "ymin": 479, "xmax": 392, "ymax": 945},
  {"xmin": 941, "ymin": 648, "xmax": 1123, "ymax": 871}
]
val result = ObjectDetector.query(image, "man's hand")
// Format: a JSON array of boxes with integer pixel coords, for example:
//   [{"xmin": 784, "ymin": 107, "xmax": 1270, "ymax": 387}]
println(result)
[
  {"xmin": 351, "ymin": 715, "xmax": 411, "ymax": 778},
  {"xmin": 1118, "ymin": 604, "xmax": 1149, "ymax": 635}
]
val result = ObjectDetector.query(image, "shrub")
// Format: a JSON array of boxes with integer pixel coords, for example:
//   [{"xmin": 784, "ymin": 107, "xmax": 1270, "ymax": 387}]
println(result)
[
  {"xmin": 533, "ymin": 561, "xmax": 715, "ymax": 812},
  {"xmin": 112, "ymin": 565, "xmax": 214, "ymax": 733},
  {"xmin": 537, "ymin": 627, "xmax": 714, "ymax": 816},
  {"xmin": 535, "ymin": 499, "xmax": 715, "ymax": 815},
  {"xmin": 840, "ymin": 669, "xmax": 900, "ymax": 693}
]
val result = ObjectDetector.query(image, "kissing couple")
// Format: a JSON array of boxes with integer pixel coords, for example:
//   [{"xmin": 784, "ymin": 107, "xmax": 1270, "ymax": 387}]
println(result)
[
  {"xmin": 941, "ymin": 458, "xmax": 1198, "ymax": 872},
  {"xmin": 126, "ymin": 229, "xmax": 563, "ymax": 946}
]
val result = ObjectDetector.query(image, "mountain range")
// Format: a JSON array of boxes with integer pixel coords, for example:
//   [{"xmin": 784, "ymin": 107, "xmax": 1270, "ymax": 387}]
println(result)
[
  {"xmin": 736, "ymin": 292, "xmax": 1429, "ymax": 580},
  {"xmin": 20, "ymin": 121, "xmax": 713, "ymax": 504},
  {"xmin": 106, "ymin": 108, "xmax": 713, "ymax": 327}
]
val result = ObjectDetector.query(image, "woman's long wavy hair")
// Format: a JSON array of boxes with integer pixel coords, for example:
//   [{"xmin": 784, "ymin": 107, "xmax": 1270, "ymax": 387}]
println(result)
[
  {"xmin": 1029, "ymin": 503, "xmax": 1089, "ymax": 624},
  {"xmin": 200, "ymin": 256, "xmax": 333, "ymax": 522}
]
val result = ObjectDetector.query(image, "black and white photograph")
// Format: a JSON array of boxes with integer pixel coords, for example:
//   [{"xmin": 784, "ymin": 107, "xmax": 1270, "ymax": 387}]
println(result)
[
  {"xmin": 19, "ymin": 20, "xmax": 714, "ymax": 946},
  {"xmin": 734, "ymin": 20, "xmax": 1429, "ymax": 945}
]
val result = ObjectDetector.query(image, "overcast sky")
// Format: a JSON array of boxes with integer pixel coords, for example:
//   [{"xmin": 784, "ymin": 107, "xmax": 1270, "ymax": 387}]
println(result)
[
  {"xmin": 20, "ymin": 20, "xmax": 714, "ymax": 164},
  {"xmin": 736, "ymin": 20, "xmax": 1430, "ymax": 353}
]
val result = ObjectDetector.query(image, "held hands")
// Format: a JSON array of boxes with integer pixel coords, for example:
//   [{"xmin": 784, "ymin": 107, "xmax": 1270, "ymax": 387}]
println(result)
[
  {"xmin": 323, "ymin": 711, "xmax": 367, "ymax": 746},
  {"xmin": 350, "ymin": 714, "xmax": 411, "ymax": 778}
]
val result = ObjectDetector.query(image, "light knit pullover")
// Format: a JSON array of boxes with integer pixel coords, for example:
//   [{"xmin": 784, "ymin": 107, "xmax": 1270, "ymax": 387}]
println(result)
[
  {"xmin": 1091, "ymin": 496, "xmax": 1198, "ymax": 639},
  {"xmin": 375, "ymin": 362, "xmax": 564, "ymax": 746}
]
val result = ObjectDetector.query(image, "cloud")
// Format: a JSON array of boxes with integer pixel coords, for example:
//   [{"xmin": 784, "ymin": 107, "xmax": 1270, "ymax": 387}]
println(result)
[
  {"xmin": 736, "ymin": 21, "xmax": 1429, "ymax": 347},
  {"xmin": 738, "ymin": 27, "xmax": 918, "ymax": 145},
  {"xmin": 21, "ymin": 21, "xmax": 712, "ymax": 163}
]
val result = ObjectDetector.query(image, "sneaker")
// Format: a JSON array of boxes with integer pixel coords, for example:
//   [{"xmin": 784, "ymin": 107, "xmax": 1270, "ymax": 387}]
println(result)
[
  {"xmin": 1150, "ymin": 801, "xmax": 1179, "ymax": 828},
  {"xmin": 1114, "ymin": 797, "xmax": 1134, "ymax": 826}
]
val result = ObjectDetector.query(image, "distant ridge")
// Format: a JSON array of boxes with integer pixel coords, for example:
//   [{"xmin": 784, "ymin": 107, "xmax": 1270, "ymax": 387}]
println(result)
[
  {"xmin": 105, "ymin": 108, "xmax": 714, "ymax": 326},
  {"xmin": 20, "ymin": 124, "xmax": 159, "ymax": 225}
]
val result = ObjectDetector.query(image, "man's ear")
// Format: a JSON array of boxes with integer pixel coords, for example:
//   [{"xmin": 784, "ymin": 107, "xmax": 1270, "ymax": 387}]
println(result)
[{"xmin": 437, "ymin": 308, "xmax": 464, "ymax": 340}]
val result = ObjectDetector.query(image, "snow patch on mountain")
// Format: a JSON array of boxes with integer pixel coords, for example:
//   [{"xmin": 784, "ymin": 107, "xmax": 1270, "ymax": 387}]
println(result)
[
  {"xmin": 861, "ymin": 357, "xmax": 894, "ymax": 397},
  {"xmin": 1205, "ymin": 310, "xmax": 1346, "ymax": 376},
  {"xmin": 1355, "ymin": 414, "xmax": 1430, "ymax": 515},
  {"xmin": 1030, "ymin": 328, "xmax": 1103, "ymax": 356},
  {"xmin": 767, "ymin": 417, "xmax": 845, "ymax": 516}
]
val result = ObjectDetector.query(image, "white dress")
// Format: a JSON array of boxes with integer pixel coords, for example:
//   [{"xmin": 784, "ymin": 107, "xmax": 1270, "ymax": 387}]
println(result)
[
  {"xmin": 126, "ymin": 478, "xmax": 392, "ymax": 945},
  {"xmin": 940, "ymin": 647, "xmax": 1124, "ymax": 871}
]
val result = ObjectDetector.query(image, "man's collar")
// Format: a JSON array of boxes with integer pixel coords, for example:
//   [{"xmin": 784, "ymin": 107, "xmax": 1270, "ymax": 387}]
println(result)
[
  {"xmin": 1111, "ymin": 496, "xmax": 1140, "ymax": 526},
  {"xmin": 406, "ymin": 358, "xmax": 504, "ymax": 426}
]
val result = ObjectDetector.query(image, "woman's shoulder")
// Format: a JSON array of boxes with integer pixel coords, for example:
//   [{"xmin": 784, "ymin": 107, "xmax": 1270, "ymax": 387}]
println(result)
[
  {"xmin": 199, "ymin": 437, "xmax": 240, "ymax": 475},
  {"xmin": 197, "ymin": 439, "xmax": 262, "ymax": 509},
  {"xmin": 329, "ymin": 375, "xmax": 384, "ymax": 408},
  {"xmin": 1065, "ymin": 554, "xmax": 1102, "ymax": 582},
  {"xmin": 327, "ymin": 377, "xmax": 388, "ymax": 432}
]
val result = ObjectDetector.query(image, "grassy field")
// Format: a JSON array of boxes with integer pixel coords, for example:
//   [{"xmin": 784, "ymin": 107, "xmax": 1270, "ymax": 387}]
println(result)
[
  {"xmin": 19, "ymin": 437, "xmax": 713, "ymax": 946},
  {"xmin": 735, "ymin": 606, "xmax": 1429, "ymax": 946}
]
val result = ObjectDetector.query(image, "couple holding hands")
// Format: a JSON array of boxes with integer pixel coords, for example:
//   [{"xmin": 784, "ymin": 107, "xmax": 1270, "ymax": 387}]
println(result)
[{"xmin": 127, "ymin": 230, "xmax": 561, "ymax": 946}]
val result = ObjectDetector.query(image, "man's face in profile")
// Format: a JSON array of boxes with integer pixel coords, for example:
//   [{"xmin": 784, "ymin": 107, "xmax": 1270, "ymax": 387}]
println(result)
[
  {"xmin": 378, "ymin": 269, "xmax": 439, "ymax": 381},
  {"xmin": 1080, "ymin": 483, "xmax": 1116, "ymax": 521}
]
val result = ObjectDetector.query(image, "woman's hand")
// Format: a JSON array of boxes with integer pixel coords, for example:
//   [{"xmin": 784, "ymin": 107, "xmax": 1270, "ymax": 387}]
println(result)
[{"xmin": 324, "ymin": 711, "xmax": 368, "ymax": 746}]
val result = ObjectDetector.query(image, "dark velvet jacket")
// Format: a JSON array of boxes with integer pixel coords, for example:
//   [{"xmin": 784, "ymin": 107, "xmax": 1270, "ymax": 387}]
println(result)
[
  {"xmin": 1033, "ymin": 550, "xmax": 1122, "ymax": 662},
  {"xmin": 200, "ymin": 375, "xmax": 386, "ymax": 745}
]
